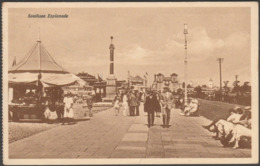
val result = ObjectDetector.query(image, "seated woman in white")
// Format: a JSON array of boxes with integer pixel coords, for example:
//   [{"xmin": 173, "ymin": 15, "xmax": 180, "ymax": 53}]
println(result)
[
  {"xmin": 211, "ymin": 108, "xmax": 244, "ymax": 139},
  {"xmin": 180, "ymin": 99, "xmax": 198, "ymax": 116},
  {"xmin": 229, "ymin": 111, "xmax": 251, "ymax": 149}
]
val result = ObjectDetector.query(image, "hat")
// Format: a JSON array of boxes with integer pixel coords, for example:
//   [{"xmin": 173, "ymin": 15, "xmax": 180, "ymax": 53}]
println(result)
[
  {"xmin": 192, "ymin": 99, "xmax": 198, "ymax": 104},
  {"xmin": 233, "ymin": 106, "xmax": 241, "ymax": 110}
]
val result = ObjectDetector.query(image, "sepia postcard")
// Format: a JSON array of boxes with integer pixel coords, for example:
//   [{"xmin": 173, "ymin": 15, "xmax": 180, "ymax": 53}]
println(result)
[{"xmin": 2, "ymin": 2, "xmax": 259, "ymax": 165}]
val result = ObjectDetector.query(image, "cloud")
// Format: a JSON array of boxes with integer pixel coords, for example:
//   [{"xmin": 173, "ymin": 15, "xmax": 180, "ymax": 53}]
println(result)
[{"xmin": 117, "ymin": 45, "xmax": 152, "ymax": 65}]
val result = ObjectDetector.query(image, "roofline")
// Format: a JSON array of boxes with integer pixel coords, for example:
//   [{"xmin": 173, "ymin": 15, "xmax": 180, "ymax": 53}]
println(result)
[{"xmin": 8, "ymin": 70, "xmax": 70, "ymax": 74}]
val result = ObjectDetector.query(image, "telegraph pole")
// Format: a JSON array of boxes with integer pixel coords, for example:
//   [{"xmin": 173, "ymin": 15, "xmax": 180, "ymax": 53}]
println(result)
[
  {"xmin": 217, "ymin": 58, "xmax": 224, "ymax": 99},
  {"xmin": 235, "ymin": 75, "xmax": 238, "ymax": 85},
  {"xmin": 183, "ymin": 24, "xmax": 188, "ymax": 106}
]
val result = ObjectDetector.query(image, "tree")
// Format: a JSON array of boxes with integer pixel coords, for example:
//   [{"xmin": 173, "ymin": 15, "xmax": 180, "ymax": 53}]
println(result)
[
  {"xmin": 240, "ymin": 81, "xmax": 251, "ymax": 93},
  {"xmin": 232, "ymin": 80, "xmax": 241, "ymax": 93},
  {"xmin": 223, "ymin": 81, "xmax": 230, "ymax": 93},
  {"xmin": 194, "ymin": 86, "xmax": 202, "ymax": 98}
]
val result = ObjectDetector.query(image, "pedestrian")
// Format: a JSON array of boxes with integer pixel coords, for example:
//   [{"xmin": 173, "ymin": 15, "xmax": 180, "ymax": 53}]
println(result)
[
  {"xmin": 63, "ymin": 92, "xmax": 74, "ymax": 124},
  {"xmin": 84, "ymin": 92, "xmax": 94, "ymax": 117},
  {"xmin": 129, "ymin": 90, "xmax": 137, "ymax": 116},
  {"xmin": 160, "ymin": 87, "xmax": 174, "ymax": 128},
  {"xmin": 122, "ymin": 92, "xmax": 129, "ymax": 116},
  {"xmin": 144, "ymin": 91, "xmax": 157, "ymax": 127},
  {"xmin": 135, "ymin": 90, "xmax": 140, "ymax": 116},
  {"xmin": 180, "ymin": 98, "xmax": 199, "ymax": 116},
  {"xmin": 113, "ymin": 94, "xmax": 120, "ymax": 116},
  {"xmin": 155, "ymin": 91, "xmax": 162, "ymax": 117}
]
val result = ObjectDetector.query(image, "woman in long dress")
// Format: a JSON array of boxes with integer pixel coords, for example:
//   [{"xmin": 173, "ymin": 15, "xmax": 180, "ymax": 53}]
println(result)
[
  {"xmin": 229, "ymin": 111, "xmax": 251, "ymax": 148},
  {"xmin": 114, "ymin": 95, "xmax": 120, "ymax": 116},
  {"xmin": 63, "ymin": 92, "xmax": 74, "ymax": 124},
  {"xmin": 122, "ymin": 92, "xmax": 129, "ymax": 116}
]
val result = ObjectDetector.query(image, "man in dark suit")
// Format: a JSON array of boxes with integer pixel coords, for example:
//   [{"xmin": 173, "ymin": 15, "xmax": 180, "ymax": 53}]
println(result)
[{"xmin": 144, "ymin": 91, "xmax": 157, "ymax": 127}]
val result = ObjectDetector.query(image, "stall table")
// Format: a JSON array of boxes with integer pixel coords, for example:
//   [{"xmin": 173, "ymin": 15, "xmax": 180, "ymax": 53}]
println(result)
[{"xmin": 9, "ymin": 104, "xmax": 44, "ymax": 122}]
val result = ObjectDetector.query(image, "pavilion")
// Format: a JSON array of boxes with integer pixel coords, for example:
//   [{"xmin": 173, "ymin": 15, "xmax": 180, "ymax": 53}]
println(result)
[{"xmin": 8, "ymin": 39, "xmax": 85, "ymax": 101}]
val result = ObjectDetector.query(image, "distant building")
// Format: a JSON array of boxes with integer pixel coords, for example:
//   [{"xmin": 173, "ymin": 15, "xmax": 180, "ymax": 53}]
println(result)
[
  {"xmin": 201, "ymin": 78, "xmax": 219, "ymax": 96},
  {"xmin": 152, "ymin": 73, "xmax": 180, "ymax": 92},
  {"xmin": 208, "ymin": 78, "xmax": 213, "ymax": 88},
  {"xmin": 77, "ymin": 72, "xmax": 128, "ymax": 98},
  {"xmin": 129, "ymin": 75, "xmax": 146, "ymax": 91},
  {"xmin": 116, "ymin": 80, "xmax": 127, "ymax": 88},
  {"xmin": 76, "ymin": 72, "xmax": 98, "ymax": 86}
]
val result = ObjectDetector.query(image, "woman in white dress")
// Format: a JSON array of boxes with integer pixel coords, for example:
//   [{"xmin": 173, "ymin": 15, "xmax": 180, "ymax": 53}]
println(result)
[
  {"xmin": 229, "ymin": 111, "xmax": 251, "ymax": 149},
  {"xmin": 114, "ymin": 95, "xmax": 120, "ymax": 116},
  {"xmin": 122, "ymin": 92, "xmax": 129, "ymax": 116},
  {"xmin": 63, "ymin": 92, "xmax": 74, "ymax": 124}
]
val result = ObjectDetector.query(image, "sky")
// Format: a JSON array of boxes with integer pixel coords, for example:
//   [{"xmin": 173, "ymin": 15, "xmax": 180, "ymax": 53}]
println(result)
[{"xmin": 8, "ymin": 7, "xmax": 251, "ymax": 87}]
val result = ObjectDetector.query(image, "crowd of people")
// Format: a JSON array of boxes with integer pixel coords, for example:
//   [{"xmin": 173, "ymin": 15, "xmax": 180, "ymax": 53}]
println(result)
[
  {"xmin": 113, "ymin": 87, "xmax": 188, "ymax": 128},
  {"xmin": 113, "ymin": 88, "xmax": 143, "ymax": 116},
  {"xmin": 16, "ymin": 85, "xmax": 252, "ymax": 149},
  {"xmin": 202, "ymin": 106, "xmax": 251, "ymax": 149},
  {"xmin": 43, "ymin": 90, "xmax": 96, "ymax": 125},
  {"xmin": 41, "ymin": 86, "xmax": 252, "ymax": 149}
]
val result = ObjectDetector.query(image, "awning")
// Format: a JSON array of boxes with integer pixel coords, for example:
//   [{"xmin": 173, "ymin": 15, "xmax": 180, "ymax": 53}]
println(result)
[{"xmin": 9, "ymin": 72, "xmax": 86, "ymax": 87}]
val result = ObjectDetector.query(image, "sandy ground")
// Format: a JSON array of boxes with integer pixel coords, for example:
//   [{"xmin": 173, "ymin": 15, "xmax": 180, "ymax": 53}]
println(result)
[{"xmin": 9, "ymin": 103, "xmax": 111, "ymax": 143}]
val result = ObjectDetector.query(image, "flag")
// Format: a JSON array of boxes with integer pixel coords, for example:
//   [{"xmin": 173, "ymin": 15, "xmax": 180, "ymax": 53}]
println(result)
[
  {"xmin": 12, "ymin": 56, "xmax": 16, "ymax": 67},
  {"xmin": 145, "ymin": 72, "xmax": 148, "ymax": 76},
  {"xmin": 98, "ymin": 74, "xmax": 103, "ymax": 82}
]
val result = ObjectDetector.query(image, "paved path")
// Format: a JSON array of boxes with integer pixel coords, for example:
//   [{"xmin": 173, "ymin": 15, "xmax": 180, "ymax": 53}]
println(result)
[{"xmin": 9, "ymin": 104, "xmax": 251, "ymax": 158}]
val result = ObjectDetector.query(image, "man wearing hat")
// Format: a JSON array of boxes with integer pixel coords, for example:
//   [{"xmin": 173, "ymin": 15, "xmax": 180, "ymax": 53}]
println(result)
[
  {"xmin": 160, "ymin": 87, "xmax": 174, "ymax": 128},
  {"xmin": 144, "ymin": 90, "xmax": 157, "ymax": 127},
  {"xmin": 129, "ymin": 89, "xmax": 138, "ymax": 116}
]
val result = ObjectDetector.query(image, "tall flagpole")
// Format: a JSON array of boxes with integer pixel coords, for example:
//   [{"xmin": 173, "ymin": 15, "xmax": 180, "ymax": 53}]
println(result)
[
  {"xmin": 184, "ymin": 24, "xmax": 188, "ymax": 106},
  {"xmin": 37, "ymin": 27, "xmax": 42, "ymax": 87},
  {"xmin": 38, "ymin": 27, "xmax": 41, "ymax": 71}
]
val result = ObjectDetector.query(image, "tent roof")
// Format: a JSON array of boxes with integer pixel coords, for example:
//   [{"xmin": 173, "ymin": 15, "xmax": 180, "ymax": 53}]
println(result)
[
  {"xmin": 132, "ymin": 75, "xmax": 144, "ymax": 82},
  {"xmin": 9, "ymin": 72, "xmax": 86, "ymax": 87},
  {"xmin": 9, "ymin": 40, "xmax": 68, "ymax": 73},
  {"xmin": 171, "ymin": 73, "xmax": 178, "ymax": 76}
]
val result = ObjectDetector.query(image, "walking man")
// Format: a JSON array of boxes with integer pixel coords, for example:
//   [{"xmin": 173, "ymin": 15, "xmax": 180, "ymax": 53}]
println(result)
[
  {"xmin": 129, "ymin": 89, "xmax": 137, "ymax": 116},
  {"xmin": 135, "ymin": 91, "xmax": 141, "ymax": 116},
  {"xmin": 84, "ymin": 91, "xmax": 94, "ymax": 117},
  {"xmin": 160, "ymin": 87, "xmax": 174, "ymax": 128},
  {"xmin": 144, "ymin": 91, "xmax": 157, "ymax": 127}
]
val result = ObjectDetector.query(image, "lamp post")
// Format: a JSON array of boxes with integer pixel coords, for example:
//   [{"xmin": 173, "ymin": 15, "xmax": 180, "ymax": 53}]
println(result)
[
  {"xmin": 217, "ymin": 58, "xmax": 224, "ymax": 100},
  {"xmin": 183, "ymin": 24, "xmax": 188, "ymax": 106}
]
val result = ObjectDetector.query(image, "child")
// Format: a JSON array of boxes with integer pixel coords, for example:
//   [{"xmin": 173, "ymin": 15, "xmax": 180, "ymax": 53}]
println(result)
[{"xmin": 114, "ymin": 95, "xmax": 120, "ymax": 116}]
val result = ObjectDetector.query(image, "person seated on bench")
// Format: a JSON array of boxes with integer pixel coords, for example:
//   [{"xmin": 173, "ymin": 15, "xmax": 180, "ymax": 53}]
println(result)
[
  {"xmin": 203, "ymin": 106, "xmax": 243, "ymax": 139},
  {"xmin": 202, "ymin": 106, "xmax": 241, "ymax": 130},
  {"xmin": 180, "ymin": 98, "xmax": 198, "ymax": 116},
  {"xmin": 228, "ymin": 108, "xmax": 251, "ymax": 149},
  {"xmin": 215, "ymin": 107, "xmax": 251, "ymax": 140}
]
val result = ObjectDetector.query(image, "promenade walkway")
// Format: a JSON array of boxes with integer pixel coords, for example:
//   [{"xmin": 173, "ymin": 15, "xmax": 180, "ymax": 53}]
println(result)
[{"xmin": 9, "ymin": 104, "xmax": 251, "ymax": 158}]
